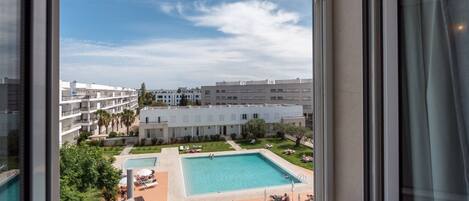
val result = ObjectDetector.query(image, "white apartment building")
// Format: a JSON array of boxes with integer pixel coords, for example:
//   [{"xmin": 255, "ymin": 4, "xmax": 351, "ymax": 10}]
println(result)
[
  {"xmin": 59, "ymin": 80, "xmax": 138, "ymax": 144},
  {"xmin": 150, "ymin": 88, "xmax": 201, "ymax": 106},
  {"xmin": 139, "ymin": 104, "xmax": 305, "ymax": 143}
]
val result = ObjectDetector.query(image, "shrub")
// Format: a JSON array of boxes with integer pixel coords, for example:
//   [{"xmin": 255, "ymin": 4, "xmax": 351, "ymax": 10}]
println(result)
[
  {"xmin": 230, "ymin": 133, "xmax": 237, "ymax": 140},
  {"xmin": 157, "ymin": 139, "xmax": 164, "ymax": 145},
  {"xmin": 183, "ymin": 135, "xmax": 192, "ymax": 142},
  {"xmin": 121, "ymin": 138, "xmax": 125, "ymax": 145},
  {"xmin": 75, "ymin": 131, "xmax": 92, "ymax": 145},
  {"xmin": 86, "ymin": 140, "xmax": 99, "ymax": 147},
  {"xmin": 241, "ymin": 132, "xmax": 249, "ymax": 139},
  {"xmin": 108, "ymin": 131, "xmax": 118, "ymax": 138},
  {"xmin": 141, "ymin": 138, "xmax": 146, "ymax": 145},
  {"xmin": 276, "ymin": 131, "xmax": 285, "ymax": 140},
  {"xmin": 151, "ymin": 138, "xmax": 157, "ymax": 145}
]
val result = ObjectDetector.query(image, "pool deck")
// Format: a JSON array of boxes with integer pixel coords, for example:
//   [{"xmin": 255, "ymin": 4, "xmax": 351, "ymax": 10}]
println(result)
[{"xmin": 114, "ymin": 148, "xmax": 313, "ymax": 201}]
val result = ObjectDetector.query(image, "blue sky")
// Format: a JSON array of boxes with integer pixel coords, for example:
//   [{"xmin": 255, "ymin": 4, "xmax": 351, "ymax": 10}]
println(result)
[{"xmin": 60, "ymin": 0, "xmax": 313, "ymax": 88}]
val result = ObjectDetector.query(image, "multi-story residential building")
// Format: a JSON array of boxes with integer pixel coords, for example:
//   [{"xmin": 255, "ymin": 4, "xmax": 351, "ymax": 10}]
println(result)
[
  {"xmin": 59, "ymin": 80, "xmax": 138, "ymax": 144},
  {"xmin": 201, "ymin": 78, "xmax": 313, "ymax": 128},
  {"xmin": 150, "ymin": 87, "xmax": 201, "ymax": 106},
  {"xmin": 139, "ymin": 104, "xmax": 304, "ymax": 143}
]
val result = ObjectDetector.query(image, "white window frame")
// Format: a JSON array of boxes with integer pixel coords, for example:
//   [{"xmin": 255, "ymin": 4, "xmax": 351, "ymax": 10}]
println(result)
[
  {"xmin": 313, "ymin": 0, "xmax": 333, "ymax": 200},
  {"xmin": 383, "ymin": 0, "xmax": 399, "ymax": 200}
]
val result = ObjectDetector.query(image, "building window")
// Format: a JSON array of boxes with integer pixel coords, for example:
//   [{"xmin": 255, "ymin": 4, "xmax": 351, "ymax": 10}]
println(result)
[
  {"xmin": 242, "ymin": 114, "xmax": 248, "ymax": 120},
  {"xmin": 216, "ymin": 90, "xmax": 220, "ymax": 93},
  {"xmin": 271, "ymin": 96, "xmax": 277, "ymax": 100},
  {"xmin": 270, "ymin": 89, "xmax": 276, "ymax": 92},
  {"xmin": 253, "ymin": 113, "xmax": 259, "ymax": 119}
]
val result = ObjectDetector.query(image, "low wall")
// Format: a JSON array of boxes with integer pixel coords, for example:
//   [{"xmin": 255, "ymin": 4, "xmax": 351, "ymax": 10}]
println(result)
[{"xmin": 103, "ymin": 136, "xmax": 138, "ymax": 146}]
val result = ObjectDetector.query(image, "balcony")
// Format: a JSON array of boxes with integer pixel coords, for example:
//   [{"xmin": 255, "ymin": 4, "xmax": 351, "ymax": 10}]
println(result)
[
  {"xmin": 61, "ymin": 123, "xmax": 81, "ymax": 133},
  {"xmin": 61, "ymin": 109, "xmax": 81, "ymax": 118}
]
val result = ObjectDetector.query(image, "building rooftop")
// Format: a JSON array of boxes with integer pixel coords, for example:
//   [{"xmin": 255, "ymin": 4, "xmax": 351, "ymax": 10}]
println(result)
[
  {"xmin": 211, "ymin": 78, "xmax": 313, "ymax": 86},
  {"xmin": 142, "ymin": 104, "xmax": 302, "ymax": 110},
  {"xmin": 60, "ymin": 80, "xmax": 136, "ymax": 91}
]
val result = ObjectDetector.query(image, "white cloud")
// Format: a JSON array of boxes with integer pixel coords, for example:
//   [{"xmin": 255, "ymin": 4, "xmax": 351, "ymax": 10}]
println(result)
[{"xmin": 61, "ymin": 0, "xmax": 312, "ymax": 89}]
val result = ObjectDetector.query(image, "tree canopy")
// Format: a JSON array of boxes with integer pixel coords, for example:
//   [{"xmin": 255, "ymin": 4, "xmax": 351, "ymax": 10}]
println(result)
[
  {"xmin": 60, "ymin": 144, "xmax": 121, "ymax": 201},
  {"xmin": 244, "ymin": 118, "xmax": 267, "ymax": 139},
  {"xmin": 121, "ymin": 109, "xmax": 136, "ymax": 135}
]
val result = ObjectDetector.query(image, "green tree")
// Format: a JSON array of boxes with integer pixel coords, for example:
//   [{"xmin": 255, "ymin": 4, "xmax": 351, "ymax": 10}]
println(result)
[
  {"xmin": 110, "ymin": 113, "xmax": 118, "ymax": 132},
  {"xmin": 273, "ymin": 123, "xmax": 287, "ymax": 140},
  {"xmin": 103, "ymin": 112, "xmax": 111, "ymax": 134},
  {"xmin": 60, "ymin": 144, "xmax": 121, "ymax": 201},
  {"xmin": 245, "ymin": 118, "xmax": 267, "ymax": 139},
  {"xmin": 96, "ymin": 109, "xmax": 109, "ymax": 134},
  {"xmin": 179, "ymin": 93, "xmax": 188, "ymax": 106},
  {"xmin": 138, "ymin": 82, "xmax": 154, "ymax": 107},
  {"xmin": 284, "ymin": 124, "xmax": 312, "ymax": 147},
  {"xmin": 121, "ymin": 109, "xmax": 136, "ymax": 135}
]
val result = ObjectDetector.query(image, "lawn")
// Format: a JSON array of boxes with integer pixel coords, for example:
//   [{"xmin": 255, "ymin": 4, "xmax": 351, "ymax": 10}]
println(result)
[
  {"xmin": 129, "ymin": 141, "xmax": 235, "ymax": 154},
  {"xmin": 99, "ymin": 146, "xmax": 125, "ymax": 156},
  {"xmin": 236, "ymin": 138, "xmax": 313, "ymax": 170}
]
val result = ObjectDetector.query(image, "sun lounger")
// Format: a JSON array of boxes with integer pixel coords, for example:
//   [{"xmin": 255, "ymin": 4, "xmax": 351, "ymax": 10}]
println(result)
[
  {"xmin": 265, "ymin": 144, "xmax": 273, "ymax": 149},
  {"xmin": 250, "ymin": 139, "xmax": 256, "ymax": 144},
  {"xmin": 143, "ymin": 180, "xmax": 158, "ymax": 189},
  {"xmin": 179, "ymin": 146, "xmax": 184, "ymax": 151},
  {"xmin": 134, "ymin": 196, "xmax": 145, "ymax": 201}
]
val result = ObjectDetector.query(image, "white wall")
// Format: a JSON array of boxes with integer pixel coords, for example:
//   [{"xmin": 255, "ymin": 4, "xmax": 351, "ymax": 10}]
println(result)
[{"xmin": 140, "ymin": 104, "xmax": 304, "ymax": 127}]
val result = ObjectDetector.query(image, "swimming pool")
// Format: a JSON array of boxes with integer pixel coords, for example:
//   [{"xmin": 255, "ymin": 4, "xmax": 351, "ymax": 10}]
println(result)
[
  {"xmin": 124, "ymin": 157, "xmax": 157, "ymax": 169},
  {"xmin": 0, "ymin": 176, "xmax": 19, "ymax": 201},
  {"xmin": 182, "ymin": 153, "xmax": 301, "ymax": 196}
]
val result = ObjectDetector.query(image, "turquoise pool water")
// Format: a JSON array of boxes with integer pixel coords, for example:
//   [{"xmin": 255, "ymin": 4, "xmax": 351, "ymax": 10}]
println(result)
[
  {"xmin": 0, "ymin": 176, "xmax": 19, "ymax": 201},
  {"xmin": 124, "ymin": 157, "xmax": 157, "ymax": 169},
  {"xmin": 182, "ymin": 153, "xmax": 300, "ymax": 195}
]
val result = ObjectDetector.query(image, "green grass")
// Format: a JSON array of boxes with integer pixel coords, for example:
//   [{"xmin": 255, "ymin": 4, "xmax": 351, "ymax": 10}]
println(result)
[
  {"xmin": 236, "ymin": 138, "xmax": 313, "ymax": 170},
  {"xmin": 99, "ymin": 146, "xmax": 125, "ymax": 156},
  {"xmin": 130, "ymin": 141, "xmax": 235, "ymax": 154}
]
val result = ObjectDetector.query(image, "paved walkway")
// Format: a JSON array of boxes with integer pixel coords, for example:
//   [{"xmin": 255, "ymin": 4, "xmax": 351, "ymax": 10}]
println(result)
[
  {"xmin": 120, "ymin": 144, "xmax": 134, "ymax": 156},
  {"xmin": 226, "ymin": 140, "xmax": 243, "ymax": 151}
]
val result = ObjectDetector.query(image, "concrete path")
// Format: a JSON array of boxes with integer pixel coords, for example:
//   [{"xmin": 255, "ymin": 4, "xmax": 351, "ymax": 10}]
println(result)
[
  {"xmin": 159, "ymin": 147, "xmax": 185, "ymax": 201},
  {"xmin": 226, "ymin": 140, "xmax": 243, "ymax": 151},
  {"xmin": 120, "ymin": 144, "xmax": 134, "ymax": 156}
]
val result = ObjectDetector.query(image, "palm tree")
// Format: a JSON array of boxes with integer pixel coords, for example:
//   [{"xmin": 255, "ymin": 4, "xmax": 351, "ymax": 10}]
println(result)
[
  {"xmin": 111, "ymin": 113, "xmax": 118, "ymax": 132},
  {"xmin": 96, "ymin": 109, "xmax": 109, "ymax": 134},
  {"xmin": 118, "ymin": 112, "xmax": 123, "ymax": 129},
  {"xmin": 121, "ymin": 109, "xmax": 136, "ymax": 135},
  {"xmin": 103, "ymin": 112, "xmax": 111, "ymax": 134}
]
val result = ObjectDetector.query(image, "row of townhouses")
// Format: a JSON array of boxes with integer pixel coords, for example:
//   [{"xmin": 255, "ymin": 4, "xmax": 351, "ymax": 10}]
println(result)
[
  {"xmin": 139, "ymin": 104, "xmax": 305, "ymax": 143},
  {"xmin": 59, "ymin": 80, "xmax": 138, "ymax": 144}
]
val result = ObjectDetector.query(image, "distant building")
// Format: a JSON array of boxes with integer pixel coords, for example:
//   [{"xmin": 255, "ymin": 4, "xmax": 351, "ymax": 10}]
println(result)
[
  {"xmin": 201, "ymin": 78, "xmax": 313, "ymax": 128},
  {"xmin": 59, "ymin": 80, "xmax": 138, "ymax": 144},
  {"xmin": 150, "ymin": 87, "xmax": 201, "ymax": 106},
  {"xmin": 139, "ymin": 104, "xmax": 305, "ymax": 143},
  {"xmin": 0, "ymin": 78, "xmax": 20, "ymax": 158}
]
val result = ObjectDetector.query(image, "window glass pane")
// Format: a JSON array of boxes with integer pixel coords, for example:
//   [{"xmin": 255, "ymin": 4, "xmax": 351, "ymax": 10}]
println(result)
[
  {"xmin": 399, "ymin": 0, "xmax": 469, "ymax": 200},
  {"xmin": 0, "ymin": 0, "xmax": 22, "ymax": 200}
]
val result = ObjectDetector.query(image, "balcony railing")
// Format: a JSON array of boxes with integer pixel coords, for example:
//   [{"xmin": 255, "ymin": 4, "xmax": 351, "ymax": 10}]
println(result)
[
  {"xmin": 61, "ymin": 123, "xmax": 81, "ymax": 132},
  {"xmin": 61, "ymin": 109, "xmax": 81, "ymax": 117}
]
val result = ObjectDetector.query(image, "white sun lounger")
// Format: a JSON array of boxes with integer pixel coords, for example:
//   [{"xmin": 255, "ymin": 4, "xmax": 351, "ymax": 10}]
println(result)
[{"xmin": 143, "ymin": 181, "xmax": 158, "ymax": 189}]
